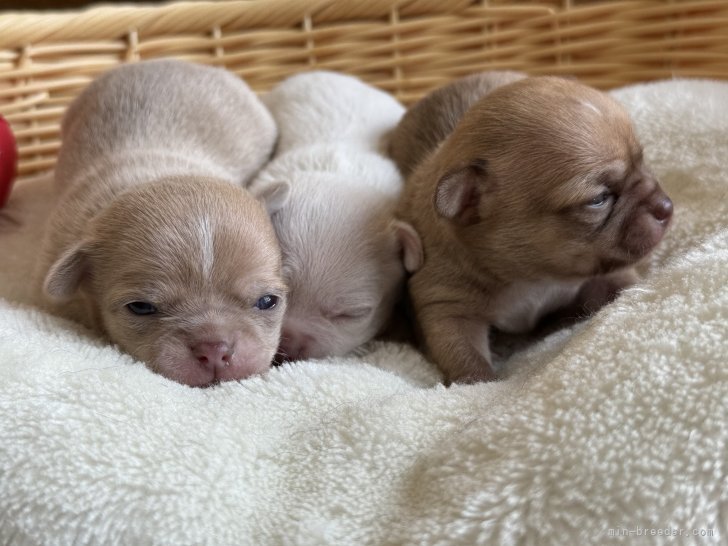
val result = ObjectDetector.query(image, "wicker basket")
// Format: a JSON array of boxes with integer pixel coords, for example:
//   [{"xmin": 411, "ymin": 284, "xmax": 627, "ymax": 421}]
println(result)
[{"xmin": 1, "ymin": 0, "xmax": 726, "ymax": 179}]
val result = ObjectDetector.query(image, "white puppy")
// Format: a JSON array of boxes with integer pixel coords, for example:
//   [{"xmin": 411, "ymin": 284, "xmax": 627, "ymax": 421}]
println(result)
[
  {"xmin": 39, "ymin": 60, "xmax": 288, "ymax": 387},
  {"xmin": 250, "ymin": 71, "xmax": 421, "ymax": 360}
]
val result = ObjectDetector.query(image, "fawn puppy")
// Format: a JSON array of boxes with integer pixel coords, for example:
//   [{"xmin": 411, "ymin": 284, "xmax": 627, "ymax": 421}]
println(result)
[
  {"xmin": 393, "ymin": 75, "xmax": 673, "ymax": 383},
  {"xmin": 250, "ymin": 71, "xmax": 421, "ymax": 361},
  {"xmin": 40, "ymin": 60, "xmax": 288, "ymax": 387}
]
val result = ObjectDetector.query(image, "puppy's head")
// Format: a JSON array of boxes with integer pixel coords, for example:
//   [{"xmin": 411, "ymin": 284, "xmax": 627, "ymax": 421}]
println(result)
[
  {"xmin": 432, "ymin": 76, "xmax": 672, "ymax": 280},
  {"xmin": 44, "ymin": 178, "xmax": 287, "ymax": 386},
  {"xmin": 267, "ymin": 176, "xmax": 420, "ymax": 361},
  {"xmin": 389, "ymin": 70, "xmax": 526, "ymax": 177}
]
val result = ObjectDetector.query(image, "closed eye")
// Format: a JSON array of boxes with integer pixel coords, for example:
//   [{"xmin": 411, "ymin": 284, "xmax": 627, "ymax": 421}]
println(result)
[
  {"xmin": 126, "ymin": 301, "xmax": 158, "ymax": 316},
  {"xmin": 325, "ymin": 307, "xmax": 373, "ymax": 322}
]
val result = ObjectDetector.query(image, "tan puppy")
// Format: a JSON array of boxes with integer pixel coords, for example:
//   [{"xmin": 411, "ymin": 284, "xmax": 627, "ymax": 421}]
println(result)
[
  {"xmin": 389, "ymin": 71, "xmax": 526, "ymax": 177},
  {"xmin": 395, "ymin": 75, "xmax": 673, "ymax": 383},
  {"xmin": 39, "ymin": 60, "xmax": 287, "ymax": 387}
]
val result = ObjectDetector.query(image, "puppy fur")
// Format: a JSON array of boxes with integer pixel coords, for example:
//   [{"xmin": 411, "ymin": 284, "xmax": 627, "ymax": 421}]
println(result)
[
  {"xmin": 389, "ymin": 71, "xmax": 526, "ymax": 177},
  {"xmin": 39, "ymin": 60, "xmax": 287, "ymax": 387},
  {"xmin": 250, "ymin": 71, "xmax": 421, "ymax": 360},
  {"xmin": 394, "ymin": 75, "xmax": 673, "ymax": 383}
]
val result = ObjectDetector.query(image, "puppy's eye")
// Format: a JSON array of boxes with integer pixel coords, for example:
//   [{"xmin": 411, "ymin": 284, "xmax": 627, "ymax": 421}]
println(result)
[
  {"xmin": 586, "ymin": 191, "xmax": 613, "ymax": 208},
  {"xmin": 255, "ymin": 294, "xmax": 279, "ymax": 310},
  {"xmin": 330, "ymin": 307, "xmax": 373, "ymax": 322},
  {"xmin": 126, "ymin": 301, "xmax": 158, "ymax": 316}
]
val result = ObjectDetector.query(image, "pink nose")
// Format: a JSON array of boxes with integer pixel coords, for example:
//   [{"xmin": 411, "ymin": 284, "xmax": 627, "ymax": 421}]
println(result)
[{"xmin": 190, "ymin": 341, "xmax": 233, "ymax": 370}]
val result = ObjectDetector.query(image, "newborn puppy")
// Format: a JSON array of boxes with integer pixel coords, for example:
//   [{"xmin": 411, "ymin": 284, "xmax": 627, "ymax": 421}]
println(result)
[
  {"xmin": 39, "ymin": 60, "xmax": 287, "ymax": 387},
  {"xmin": 389, "ymin": 71, "xmax": 526, "ymax": 177},
  {"xmin": 395, "ymin": 76, "xmax": 673, "ymax": 383},
  {"xmin": 249, "ymin": 71, "xmax": 421, "ymax": 361}
]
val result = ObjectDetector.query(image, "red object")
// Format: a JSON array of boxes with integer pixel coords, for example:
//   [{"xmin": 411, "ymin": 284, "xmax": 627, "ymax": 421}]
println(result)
[{"xmin": 0, "ymin": 115, "xmax": 18, "ymax": 208}]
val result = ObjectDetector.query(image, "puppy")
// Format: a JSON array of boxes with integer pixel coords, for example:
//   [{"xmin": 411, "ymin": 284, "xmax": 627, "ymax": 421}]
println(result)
[
  {"xmin": 249, "ymin": 71, "xmax": 421, "ymax": 360},
  {"xmin": 394, "ymin": 75, "xmax": 673, "ymax": 383},
  {"xmin": 389, "ymin": 71, "xmax": 526, "ymax": 177},
  {"xmin": 39, "ymin": 60, "xmax": 288, "ymax": 387}
]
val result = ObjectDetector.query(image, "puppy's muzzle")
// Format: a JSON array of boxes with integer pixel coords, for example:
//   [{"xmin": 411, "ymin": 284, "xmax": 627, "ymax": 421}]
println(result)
[
  {"xmin": 278, "ymin": 328, "xmax": 315, "ymax": 362},
  {"xmin": 621, "ymin": 183, "xmax": 673, "ymax": 260}
]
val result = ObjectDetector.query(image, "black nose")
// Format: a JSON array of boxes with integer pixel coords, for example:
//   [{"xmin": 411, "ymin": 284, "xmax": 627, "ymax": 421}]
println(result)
[{"xmin": 652, "ymin": 196, "xmax": 673, "ymax": 223}]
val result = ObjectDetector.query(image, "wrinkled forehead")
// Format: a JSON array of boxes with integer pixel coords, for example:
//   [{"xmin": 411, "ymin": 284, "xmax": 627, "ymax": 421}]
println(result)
[
  {"xmin": 525, "ymin": 82, "xmax": 638, "ymax": 155},
  {"xmin": 554, "ymin": 98, "xmax": 637, "ymax": 159},
  {"xmin": 93, "ymin": 210, "xmax": 283, "ymax": 296},
  {"xmin": 484, "ymin": 100, "xmax": 641, "ymax": 189}
]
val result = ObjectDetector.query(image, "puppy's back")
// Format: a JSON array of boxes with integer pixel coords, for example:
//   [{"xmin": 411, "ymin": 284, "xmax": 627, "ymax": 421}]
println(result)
[
  {"xmin": 263, "ymin": 71, "xmax": 404, "ymax": 154},
  {"xmin": 57, "ymin": 60, "xmax": 276, "ymax": 188},
  {"xmin": 389, "ymin": 71, "xmax": 525, "ymax": 177}
]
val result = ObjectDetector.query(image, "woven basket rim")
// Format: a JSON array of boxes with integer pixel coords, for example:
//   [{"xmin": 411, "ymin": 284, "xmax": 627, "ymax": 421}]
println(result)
[{"xmin": 0, "ymin": 0, "xmax": 495, "ymax": 49}]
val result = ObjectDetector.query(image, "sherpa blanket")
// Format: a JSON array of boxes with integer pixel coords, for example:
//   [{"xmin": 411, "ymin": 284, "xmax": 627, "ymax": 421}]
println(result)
[{"xmin": 0, "ymin": 80, "xmax": 726, "ymax": 546}]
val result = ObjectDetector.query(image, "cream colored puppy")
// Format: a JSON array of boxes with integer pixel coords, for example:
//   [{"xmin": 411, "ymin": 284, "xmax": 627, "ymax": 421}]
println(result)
[
  {"xmin": 394, "ymin": 75, "xmax": 673, "ymax": 383},
  {"xmin": 249, "ymin": 71, "xmax": 421, "ymax": 361},
  {"xmin": 40, "ymin": 60, "xmax": 288, "ymax": 387}
]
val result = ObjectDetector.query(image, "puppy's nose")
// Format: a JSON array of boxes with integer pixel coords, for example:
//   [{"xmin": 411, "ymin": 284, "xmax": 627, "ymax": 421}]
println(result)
[
  {"xmin": 190, "ymin": 341, "xmax": 233, "ymax": 370},
  {"xmin": 651, "ymin": 195, "xmax": 673, "ymax": 223}
]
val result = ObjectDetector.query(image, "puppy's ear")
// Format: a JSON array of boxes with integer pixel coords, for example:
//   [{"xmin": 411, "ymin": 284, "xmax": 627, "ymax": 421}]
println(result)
[
  {"xmin": 44, "ymin": 241, "xmax": 90, "ymax": 301},
  {"xmin": 434, "ymin": 159, "xmax": 487, "ymax": 225},
  {"xmin": 392, "ymin": 220, "xmax": 423, "ymax": 273},
  {"xmin": 250, "ymin": 180, "xmax": 291, "ymax": 214}
]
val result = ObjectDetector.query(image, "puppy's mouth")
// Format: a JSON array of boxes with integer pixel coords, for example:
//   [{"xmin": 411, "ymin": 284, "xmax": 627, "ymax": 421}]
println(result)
[
  {"xmin": 202, "ymin": 365, "xmax": 236, "ymax": 387},
  {"xmin": 273, "ymin": 349, "xmax": 306, "ymax": 365},
  {"xmin": 597, "ymin": 221, "xmax": 669, "ymax": 274},
  {"xmin": 173, "ymin": 368, "xmax": 219, "ymax": 388},
  {"xmin": 273, "ymin": 351, "xmax": 288, "ymax": 366}
]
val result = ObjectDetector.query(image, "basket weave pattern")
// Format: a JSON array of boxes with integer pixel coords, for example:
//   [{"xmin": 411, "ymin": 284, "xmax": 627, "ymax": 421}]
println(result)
[{"xmin": 1, "ymin": 0, "xmax": 726, "ymax": 178}]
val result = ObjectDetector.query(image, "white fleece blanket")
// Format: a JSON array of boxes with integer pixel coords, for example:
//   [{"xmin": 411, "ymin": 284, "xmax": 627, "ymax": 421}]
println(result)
[{"xmin": 0, "ymin": 80, "xmax": 726, "ymax": 546}]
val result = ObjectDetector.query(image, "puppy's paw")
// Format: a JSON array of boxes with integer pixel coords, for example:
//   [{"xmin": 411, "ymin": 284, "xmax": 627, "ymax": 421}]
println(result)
[{"xmin": 445, "ymin": 366, "xmax": 497, "ymax": 386}]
